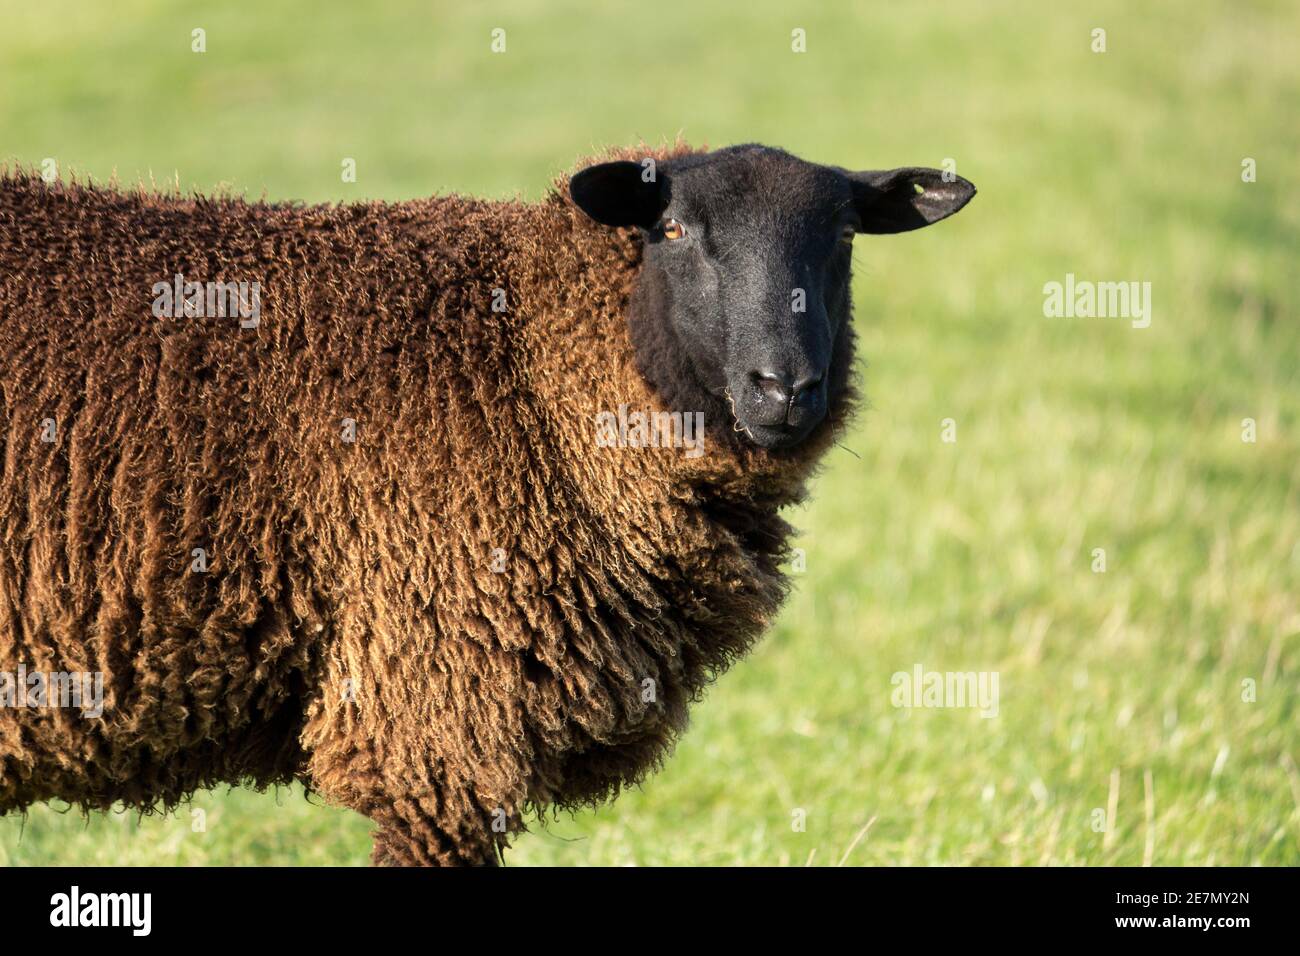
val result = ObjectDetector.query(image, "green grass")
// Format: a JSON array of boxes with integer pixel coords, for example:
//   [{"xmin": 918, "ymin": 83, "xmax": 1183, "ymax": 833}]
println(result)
[{"xmin": 2, "ymin": 0, "xmax": 1297, "ymax": 866}]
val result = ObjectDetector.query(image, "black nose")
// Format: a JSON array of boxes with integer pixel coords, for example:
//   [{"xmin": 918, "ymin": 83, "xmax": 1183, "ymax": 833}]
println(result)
[
  {"xmin": 752, "ymin": 370, "xmax": 822, "ymax": 406},
  {"xmin": 750, "ymin": 369, "xmax": 825, "ymax": 425}
]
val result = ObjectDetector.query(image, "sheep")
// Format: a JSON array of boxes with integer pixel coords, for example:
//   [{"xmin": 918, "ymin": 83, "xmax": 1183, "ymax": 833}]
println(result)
[{"xmin": 0, "ymin": 143, "xmax": 975, "ymax": 865}]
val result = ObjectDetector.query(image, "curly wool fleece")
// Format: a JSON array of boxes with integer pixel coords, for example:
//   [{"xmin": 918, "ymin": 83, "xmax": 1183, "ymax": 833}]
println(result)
[{"xmin": 0, "ymin": 144, "xmax": 853, "ymax": 865}]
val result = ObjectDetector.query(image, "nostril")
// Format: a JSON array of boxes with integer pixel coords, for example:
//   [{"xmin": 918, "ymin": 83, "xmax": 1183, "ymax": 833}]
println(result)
[
  {"xmin": 790, "ymin": 373, "xmax": 825, "ymax": 403},
  {"xmin": 751, "ymin": 370, "xmax": 794, "ymax": 404}
]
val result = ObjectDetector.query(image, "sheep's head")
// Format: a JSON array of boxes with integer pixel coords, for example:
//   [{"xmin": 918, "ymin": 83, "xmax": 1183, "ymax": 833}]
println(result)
[{"xmin": 570, "ymin": 144, "xmax": 975, "ymax": 452}]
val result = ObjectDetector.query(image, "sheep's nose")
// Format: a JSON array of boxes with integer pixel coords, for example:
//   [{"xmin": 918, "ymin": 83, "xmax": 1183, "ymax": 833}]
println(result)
[
  {"xmin": 752, "ymin": 370, "xmax": 823, "ymax": 407},
  {"xmin": 750, "ymin": 369, "xmax": 825, "ymax": 424}
]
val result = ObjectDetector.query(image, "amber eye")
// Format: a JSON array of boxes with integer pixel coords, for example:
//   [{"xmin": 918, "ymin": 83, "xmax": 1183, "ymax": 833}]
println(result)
[{"xmin": 662, "ymin": 218, "xmax": 687, "ymax": 240}]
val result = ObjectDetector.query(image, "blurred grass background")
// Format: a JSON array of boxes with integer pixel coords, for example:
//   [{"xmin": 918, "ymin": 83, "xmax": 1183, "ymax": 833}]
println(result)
[{"xmin": 1, "ymin": 0, "xmax": 1297, "ymax": 865}]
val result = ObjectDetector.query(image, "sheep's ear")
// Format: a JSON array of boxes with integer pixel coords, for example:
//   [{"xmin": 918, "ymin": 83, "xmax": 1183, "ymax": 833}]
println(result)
[
  {"xmin": 847, "ymin": 167, "xmax": 976, "ymax": 235},
  {"xmin": 569, "ymin": 161, "xmax": 669, "ymax": 228}
]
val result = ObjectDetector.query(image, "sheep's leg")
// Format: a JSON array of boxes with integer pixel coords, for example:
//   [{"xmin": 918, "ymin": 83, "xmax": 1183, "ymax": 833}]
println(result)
[
  {"xmin": 300, "ymin": 610, "xmax": 530, "ymax": 866},
  {"xmin": 302, "ymin": 687, "xmax": 520, "ymax": 866},
  {"xmin": 302, "ymin": 738, "xmax": 508, "ymax": 866},
  {"xmin": 367, "ymin": 793, "xmax": 502, "ymax": 867}
]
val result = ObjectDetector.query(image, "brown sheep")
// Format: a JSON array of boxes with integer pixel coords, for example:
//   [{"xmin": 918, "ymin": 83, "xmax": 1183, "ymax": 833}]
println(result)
[{"xmin": 0, "ymin": 143, "xmax": 974, "ymax": 864}]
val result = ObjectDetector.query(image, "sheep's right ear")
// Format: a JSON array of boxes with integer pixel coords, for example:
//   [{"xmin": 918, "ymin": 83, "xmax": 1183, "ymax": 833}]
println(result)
[{"xmin": 569, "ymin": 161, "xmax": 669, "ymax": 228}]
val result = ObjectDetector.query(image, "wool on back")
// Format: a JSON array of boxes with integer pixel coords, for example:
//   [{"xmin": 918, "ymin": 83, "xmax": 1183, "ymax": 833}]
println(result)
[{"xmin": 0, "ymin": 148, "xmax": 830, "ymax": 855}]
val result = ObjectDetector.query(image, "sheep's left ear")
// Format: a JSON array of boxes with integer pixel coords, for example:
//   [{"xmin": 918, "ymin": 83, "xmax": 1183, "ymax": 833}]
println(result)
[
  {"xmin": 569, "ymin": 161, "xmax": 669, "ymax": 229},
  {"xmin": 846, "ymin": 167, "xmax": 976, "ymax": 235}
]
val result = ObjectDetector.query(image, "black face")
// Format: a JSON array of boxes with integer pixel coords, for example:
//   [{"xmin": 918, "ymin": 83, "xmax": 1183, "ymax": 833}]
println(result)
[{"xmin": 571, "ymin": 145, "xmax": 975, "ymax": 451}]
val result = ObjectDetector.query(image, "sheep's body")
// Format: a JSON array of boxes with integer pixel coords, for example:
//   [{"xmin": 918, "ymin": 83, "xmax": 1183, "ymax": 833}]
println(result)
[{"xmin": 0, "ymin": 146, "xmax": 841, "ymax": 864}]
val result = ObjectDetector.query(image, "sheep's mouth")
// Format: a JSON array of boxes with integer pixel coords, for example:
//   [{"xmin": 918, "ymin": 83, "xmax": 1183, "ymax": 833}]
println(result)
[
  {"xmin": 738, "ymin": 419, "xmax": 818, "ymax": 451},
  {"xmin": 717, "ymin": 385, "xmax": 824, "ymax": 452}
]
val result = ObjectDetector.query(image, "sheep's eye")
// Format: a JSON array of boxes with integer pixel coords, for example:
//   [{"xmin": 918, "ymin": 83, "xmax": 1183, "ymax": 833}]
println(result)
[
  {"xmin": 839, "ymin": 224, "xmax": 856, "ymax": 244},
  {"xmin": 662, "ymin": 218, "xmax": 687, "ymax": 241}
]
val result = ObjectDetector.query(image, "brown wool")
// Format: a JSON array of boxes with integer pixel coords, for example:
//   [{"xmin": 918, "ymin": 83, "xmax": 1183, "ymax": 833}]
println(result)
[{"xmin": 0, "ymin": 144, "xmax": 852, "ymax": 864}]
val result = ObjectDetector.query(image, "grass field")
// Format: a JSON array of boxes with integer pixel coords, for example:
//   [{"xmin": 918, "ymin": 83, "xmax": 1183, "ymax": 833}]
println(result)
[{"xmin": 1, "ymin": 0, "xmax": 1296, "ymax": 866}]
